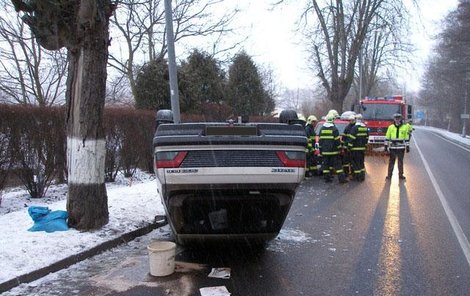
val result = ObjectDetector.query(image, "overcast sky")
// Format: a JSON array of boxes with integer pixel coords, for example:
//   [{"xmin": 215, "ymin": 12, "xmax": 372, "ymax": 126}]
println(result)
[{"xmin": 223, "ymin": 0, "xmax": 460, "ymax": 92}]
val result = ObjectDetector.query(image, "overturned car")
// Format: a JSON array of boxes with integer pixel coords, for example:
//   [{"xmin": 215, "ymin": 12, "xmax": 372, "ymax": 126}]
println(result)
[{"xmin": 153, "ymin": 111, "xmax": 307, "ymax": 245}]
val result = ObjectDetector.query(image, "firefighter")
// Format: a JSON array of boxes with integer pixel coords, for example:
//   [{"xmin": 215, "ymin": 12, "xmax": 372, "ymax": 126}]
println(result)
[
  {"xmin": 347, "ymin": 114, "xmax": 369, "ymax": 181},
  {"xmin": 341, "ymin": 114, "xmax": 356, "ymax": 176},
  {"xmin": 305, "ymin": 115, "xmax": 318, "ymax": 177},
  {"xmin": 318, "ymin": 114, "xmax": 348, "ymax": 183},
  {"xmin": 385, "ymin": 113, "xmax": 409, "ymax": 180}
]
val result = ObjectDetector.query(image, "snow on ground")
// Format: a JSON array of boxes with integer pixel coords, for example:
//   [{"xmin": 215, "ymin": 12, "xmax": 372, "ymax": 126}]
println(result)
[
  {"xmin": 0, "ymin": 171, "xmax": 165, "ymax": 284},
  {"xmin": 0, "ymin": 125, "xmax": 467, "ymax": 287},
  {"xmin": 419, "ymin": 125, "xmax": 470, "ymax": 146}
]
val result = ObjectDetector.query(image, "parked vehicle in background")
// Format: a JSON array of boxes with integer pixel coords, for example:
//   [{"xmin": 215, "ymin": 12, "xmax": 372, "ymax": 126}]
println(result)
[{"xmin": 356, "ymin": 95, "xmax": 412, "ymax": 148}]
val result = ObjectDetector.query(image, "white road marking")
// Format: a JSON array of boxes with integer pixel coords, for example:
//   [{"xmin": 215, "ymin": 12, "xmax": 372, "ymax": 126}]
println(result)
[{"xmin": 413, "ymin": 136, "xmax": 470, "ymax": 266}]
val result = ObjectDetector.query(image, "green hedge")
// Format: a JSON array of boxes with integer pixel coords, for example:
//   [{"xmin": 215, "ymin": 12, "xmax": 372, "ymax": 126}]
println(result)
[{"xmin": 0, "ymin": 104, "xmax": 154, "ymax": 197}]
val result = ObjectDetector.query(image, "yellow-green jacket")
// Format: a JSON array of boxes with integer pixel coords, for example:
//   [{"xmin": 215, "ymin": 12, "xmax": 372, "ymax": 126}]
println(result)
[{"xmin": 385, "ymin": 123, "xmax": 409, "ymax": 149}]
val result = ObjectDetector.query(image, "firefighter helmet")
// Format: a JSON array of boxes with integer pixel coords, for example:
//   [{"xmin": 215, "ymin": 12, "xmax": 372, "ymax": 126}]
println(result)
[
  {"xmin": 326, "ymin": 114, "xmax": 335, "ymax": 123},
  {"xmin": 393, "ymin": 113, "xmax": 402, "ymax": 119},
  {"xmin": 355, "ymin": 114, "xmax": 363, "ymax": 120},
  {"xmin": 156, "ymin": 109, "xmax": 174, "ymax": 124},
  {"xmin": 307, "ymin": 115, "xmax": 317, "ymax": 124},
  {"xmin": 327, "ymin": 109, "xmax": 339, "ymax": 119}
]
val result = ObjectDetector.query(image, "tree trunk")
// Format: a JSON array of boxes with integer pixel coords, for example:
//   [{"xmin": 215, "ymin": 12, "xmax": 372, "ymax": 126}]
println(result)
[{"xmin": 65, "ymin": 1, "xmax": 111, "ymax": 230}]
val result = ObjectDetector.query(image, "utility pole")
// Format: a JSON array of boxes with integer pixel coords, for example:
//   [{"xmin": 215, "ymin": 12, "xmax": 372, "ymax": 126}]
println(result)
[
  {"xmin": 358, "ymin": 47, "xmax": 363, "ymax": 103},
  {"xmin": 462, "ymin": 71, "xmax": 469, "ymax": 137},
  {"xmin": 164, "ymin": 0, "xmax": 181, "ymax": 123},
  {"xmin": 463, "ymin": 88, "xmax": 467, "ymax": 137}
]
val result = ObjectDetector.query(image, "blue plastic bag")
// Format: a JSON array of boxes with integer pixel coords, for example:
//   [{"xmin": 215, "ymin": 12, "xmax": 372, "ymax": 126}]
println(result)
[{"xmin": 28, "ymin": 206, "xmax": 69, "ymax": 233}]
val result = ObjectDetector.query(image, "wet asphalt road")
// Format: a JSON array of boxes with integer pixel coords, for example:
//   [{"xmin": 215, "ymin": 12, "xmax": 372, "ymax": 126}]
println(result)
[{"xmin": 4, "ymin": 127, "xmax": 470, "ymax": 296}]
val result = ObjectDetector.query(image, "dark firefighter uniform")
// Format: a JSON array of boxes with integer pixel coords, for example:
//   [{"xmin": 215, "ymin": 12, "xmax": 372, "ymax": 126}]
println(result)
[
  {"xmin": 341, "ymin": 116, "xmax": 356, "ymax": 176},
  {"xmin": 318, "ymin": 117, "xmax": 347, "ymax": 183},
  {"xmin": 305, "ymin": 115, "xmax": 319, "ymax": 177},
  {"xmin": 385, "ymin": 114, "xmax": 409, "ymax": 180},
  {"xmin": 346, "ymin": 118, "xmax": 369, "ymax": 181}
]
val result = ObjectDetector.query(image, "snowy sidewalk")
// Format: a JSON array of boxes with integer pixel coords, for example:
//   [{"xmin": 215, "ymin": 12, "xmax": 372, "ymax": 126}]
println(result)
[
  {"xmin": 0, "ymin": 179, "xmax": 164, "ymax": 292},
  {"xmin": 419, "ymin": 125, "xmax": 470, "ymax": 147}
]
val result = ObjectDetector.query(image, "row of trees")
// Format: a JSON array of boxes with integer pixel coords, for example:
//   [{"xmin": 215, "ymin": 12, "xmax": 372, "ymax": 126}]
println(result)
[
  {"xmin": 134, "ymin": 49, "xmax": 275, "ymax": 119},
  {"xmin": 419, "ymin": 0, "xmax": 470, "ymax": 133},
  {"xmin": 0, "ymin": 1, "xmax": 273, "ymax": 118},
  {"xmin": 1, "ymin": 0, "xmax": 418, "ymax": 116}
]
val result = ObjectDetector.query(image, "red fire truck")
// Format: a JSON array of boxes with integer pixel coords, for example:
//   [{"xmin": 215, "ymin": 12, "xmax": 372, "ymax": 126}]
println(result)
[{"xmin": 358, "ymin": 95, "xmax": 412, "ymax": 147}]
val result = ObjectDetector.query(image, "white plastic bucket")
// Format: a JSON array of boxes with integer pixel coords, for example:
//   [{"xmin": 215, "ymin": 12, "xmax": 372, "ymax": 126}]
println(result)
[{"xmin": 147, "ymin": 241, "xmax": 176, "ymax": 276}]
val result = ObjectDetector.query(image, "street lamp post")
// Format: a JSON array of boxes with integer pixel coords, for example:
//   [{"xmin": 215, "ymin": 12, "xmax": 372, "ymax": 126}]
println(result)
[
  {"xmin": 462, "ymin": 79, "xmax": 468, "ymax": 138},
  {"xmin": 164, "ymin": 0, "xmax": 181, "ymax": 123},
  {"xmin": 461, "ymin": 71, "xmax": 470, "ymax": 137}
]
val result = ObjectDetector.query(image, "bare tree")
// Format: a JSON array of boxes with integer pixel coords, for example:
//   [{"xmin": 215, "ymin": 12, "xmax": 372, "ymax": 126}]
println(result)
[
  {"xmin": 420, "ymin": 1, "xmax": 470, "ymax": 132},
  {"xmin": 0, "ymin": 2, "xmax": 67, "ymax": 106},
  {"xmin": 106, "ymin": 73, "xmax": 133, "ymax": 106},
  {"xmin": 12, "ymin": 0, "xmax": 116, "ymax": 230},
  {"xmin": 108, "ymin": 0, "xmax": 239, "ymax": 99},
  {"xmin": 297, "ymin": 0, "xmax": 415, "ymax": 112},
  {"xmin": 277, "ymin": 88, "xmax": 307, "ymax": 112},
  {"xmin": 352, "ymin": 7, "xmax": 413, "ymax": 101}
]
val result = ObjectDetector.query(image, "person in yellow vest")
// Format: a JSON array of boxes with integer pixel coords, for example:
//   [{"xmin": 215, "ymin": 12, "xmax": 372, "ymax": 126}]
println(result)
[{"xmin": 385, "ymin": 113, "xmax": 409, "ymax": 180}]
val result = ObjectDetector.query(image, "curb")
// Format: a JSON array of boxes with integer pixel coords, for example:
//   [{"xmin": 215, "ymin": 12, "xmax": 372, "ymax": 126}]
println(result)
[{"xmin": 0, "ymin": 219, "xmax": 168, "ymax": 293}]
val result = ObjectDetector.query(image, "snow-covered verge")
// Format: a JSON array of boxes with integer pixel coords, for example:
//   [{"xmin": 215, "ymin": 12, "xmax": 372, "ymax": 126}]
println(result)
[
  {"xmin": 0, "ymin": 171, "xmax": 165, "ymax": 284},
  {"xmin": 419, "ymin": 125, "xmax": 470, "ymax": 146}
]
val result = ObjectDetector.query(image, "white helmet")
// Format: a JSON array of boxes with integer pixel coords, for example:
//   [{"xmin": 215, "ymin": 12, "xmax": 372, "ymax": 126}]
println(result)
[
  {"xmin": 327, "ymin": 109, "xmax": 339, "ymax": 119},
  {"xmin": 307, "ymin": 115, "xmax": 317, "ymax": 124},
  {"xmin": 326, "ymin": 114, "xmax": 335, "ymax": 123}
]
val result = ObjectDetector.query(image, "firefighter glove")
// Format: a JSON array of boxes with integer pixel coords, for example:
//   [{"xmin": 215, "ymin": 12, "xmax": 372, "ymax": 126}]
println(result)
[{"xmin": 406, "ymin": 146, "xmax": 410, "ymax": 153}]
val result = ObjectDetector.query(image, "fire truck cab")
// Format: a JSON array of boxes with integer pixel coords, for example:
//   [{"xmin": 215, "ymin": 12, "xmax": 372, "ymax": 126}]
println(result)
[{"xmin": 358, "ymin": 95, "xmax": 412, "ymax": 146}]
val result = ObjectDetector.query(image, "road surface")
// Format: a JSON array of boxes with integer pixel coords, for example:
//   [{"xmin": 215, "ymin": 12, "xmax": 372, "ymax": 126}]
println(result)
[{"xmin": 4, "ymin": 128, "xmax": 470, "ymax": 296}]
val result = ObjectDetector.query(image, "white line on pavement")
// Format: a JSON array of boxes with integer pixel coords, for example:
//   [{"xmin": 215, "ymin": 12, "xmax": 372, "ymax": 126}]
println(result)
[{"xmin": 413, "ymin": 136, "xmax": 470, "ymax": 266}]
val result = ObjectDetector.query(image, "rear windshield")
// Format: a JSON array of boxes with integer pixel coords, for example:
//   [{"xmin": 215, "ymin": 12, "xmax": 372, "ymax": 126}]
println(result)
[{"xmin": 361, "ymin": 104, "xmax": 401, "ymax": 120}]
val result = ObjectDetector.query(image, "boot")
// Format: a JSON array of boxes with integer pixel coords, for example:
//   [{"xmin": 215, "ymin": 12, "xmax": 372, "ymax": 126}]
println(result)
[{"xmin": 338, "ymin": 173, "xmax": 348, "ymax": 183}]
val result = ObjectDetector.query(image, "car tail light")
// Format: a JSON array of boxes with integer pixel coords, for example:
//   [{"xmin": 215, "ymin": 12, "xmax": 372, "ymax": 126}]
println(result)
[
  {"xmin": 275, "ymin": 151, "xmax": 305, "ymax": 167},
  {"xmin": 155, "ymin": 151, "xmax": 188, "ymax": 168}
]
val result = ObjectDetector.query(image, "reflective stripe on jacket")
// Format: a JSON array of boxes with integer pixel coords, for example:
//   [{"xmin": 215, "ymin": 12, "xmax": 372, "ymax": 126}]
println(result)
[
  {"xmin": 385, "ymin": 123, "xmax": 408, "ymax": 149},
  {"xmin": 348, "ymin": 123, "xmax": 369, "ymax": 151},
  {"xmin": 319, "ymin": 123, "xmax": 341, "ymax": 155}
]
